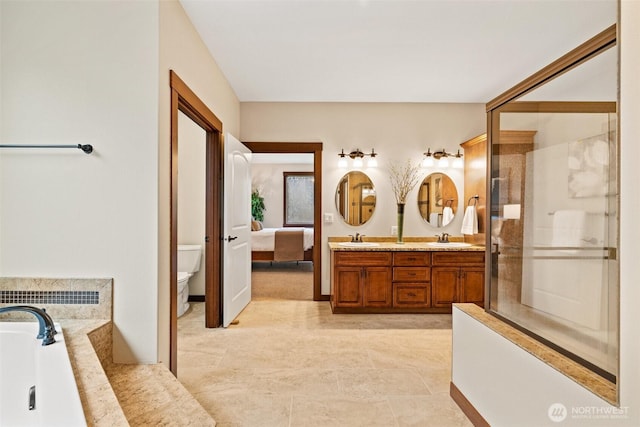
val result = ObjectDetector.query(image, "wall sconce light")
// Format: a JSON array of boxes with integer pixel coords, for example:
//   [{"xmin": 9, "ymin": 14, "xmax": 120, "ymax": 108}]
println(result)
[
  {"xmin": 338, "ymin": 148, "xmax": 378, "ymax": 168},
  {"xmin": 422, "ymin": 148, "xmax": 463, "ymax": 169}
]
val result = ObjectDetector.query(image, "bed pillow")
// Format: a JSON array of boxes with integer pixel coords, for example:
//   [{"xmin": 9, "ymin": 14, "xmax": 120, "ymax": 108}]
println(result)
[{"xmin": 251, "ymin": 220, "xmax": 263, "ymax": 231}]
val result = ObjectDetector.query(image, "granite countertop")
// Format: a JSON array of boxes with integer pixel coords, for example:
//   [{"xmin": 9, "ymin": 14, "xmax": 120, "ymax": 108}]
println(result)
[{"xmin": 328, "ymin": 240, "xmax": 485, "ymax": 252}]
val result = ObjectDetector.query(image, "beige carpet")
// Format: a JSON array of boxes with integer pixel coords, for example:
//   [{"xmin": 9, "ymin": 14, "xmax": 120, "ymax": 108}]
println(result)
[{"xmin": 251, "ymin": 261, "xmax": 313, "ymax": 301}]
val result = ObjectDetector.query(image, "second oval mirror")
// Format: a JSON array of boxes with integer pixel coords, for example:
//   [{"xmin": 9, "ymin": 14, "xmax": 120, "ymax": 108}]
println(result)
[
  {"xmin": 418, "ymin": 173, "xmax": 458, "ymax": 227},
  {"xmin": 335, "ymin": 171, "xmax": 376, "ymax": 226}
]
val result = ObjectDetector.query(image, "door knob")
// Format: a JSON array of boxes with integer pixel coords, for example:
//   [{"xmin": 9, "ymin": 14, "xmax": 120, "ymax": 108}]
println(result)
[{"xmin": 225, "ymin": 235, "xmax": 238, "ymax": 242}]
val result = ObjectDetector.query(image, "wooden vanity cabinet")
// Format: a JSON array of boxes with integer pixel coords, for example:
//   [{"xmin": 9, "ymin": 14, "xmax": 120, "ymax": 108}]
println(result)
[
  {"xmin": 432, "ymin": 252, "xmax": 485, "ymax": 308},
  {"xmin": 331, "ymin": 248, "xmax": 485, "ymax": 313},
  {"xmin": 332, "ymin": 251, "xmax": 392, "ymax": 310}
]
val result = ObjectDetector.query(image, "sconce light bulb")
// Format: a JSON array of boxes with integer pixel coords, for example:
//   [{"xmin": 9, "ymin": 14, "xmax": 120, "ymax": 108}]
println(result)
[
  {"xmin": 422, "ymin": 156, "xmax": 434, "ymax": 168},
  {"xmin": 353, "ymin": 157, "xmax": 364, "ymax": 168},
  {"xmin": 439, "ymin": 156, "xmax": 449, "ymax": 168},
  {"xmin": 338, "ymin": 157, "xmax": 348, "ymax": 168},
  {"xmin": 367, "ymin": 157, "xmax": 378, "ymax": 168},
  {"xmin": 453, "ymin": 156, "xmax": 464, "ymax": 169}
]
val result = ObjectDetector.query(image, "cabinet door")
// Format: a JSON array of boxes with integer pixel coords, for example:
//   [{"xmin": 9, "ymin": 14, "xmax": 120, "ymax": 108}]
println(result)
[
  {"xmin": 334, "ymin": 267, "xmax": 363, "ymax": 307},
  {"xmin": 459, "ymin": 267, "xmax": 485, "ymax": 306},
  {"xmin": 363, "ymin": 266, "xmax": 392, "ymax": 307},
  {"xmin": 432, "ymin": 267, "xmax": 459, "ymax": 308}
]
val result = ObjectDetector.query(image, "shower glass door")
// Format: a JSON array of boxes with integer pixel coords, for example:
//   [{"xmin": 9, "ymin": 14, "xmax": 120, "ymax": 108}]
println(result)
[{"xmin": 488, "ymin": 41, "xmax": 618, "ymax": 383}]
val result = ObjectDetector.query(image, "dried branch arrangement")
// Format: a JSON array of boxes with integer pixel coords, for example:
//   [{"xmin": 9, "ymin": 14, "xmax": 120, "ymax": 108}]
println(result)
[{"xmin": 388, "ymin": 160, "xmax": 421, "ymax": 204}]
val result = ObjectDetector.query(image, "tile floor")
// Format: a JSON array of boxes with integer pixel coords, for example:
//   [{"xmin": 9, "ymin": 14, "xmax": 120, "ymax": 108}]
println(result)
[{"xmin": 177, "ymin": 269, "xmax": 472, "ymax": 427}]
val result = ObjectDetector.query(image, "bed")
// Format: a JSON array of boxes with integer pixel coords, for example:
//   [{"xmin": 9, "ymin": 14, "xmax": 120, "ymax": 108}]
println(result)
[{"xmin": 251, "ymin": 227, "xmax": 314, "ymax": 262}]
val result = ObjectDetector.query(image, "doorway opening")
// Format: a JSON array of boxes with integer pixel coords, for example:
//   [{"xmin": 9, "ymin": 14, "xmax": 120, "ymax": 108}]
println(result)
[
  {"xmin": 243, "ymin": 142, "xmax": 324, "ymax": 301},
  {"xmin": 170, "ymin": 70, "xmax": 223, "ymax": 374}
]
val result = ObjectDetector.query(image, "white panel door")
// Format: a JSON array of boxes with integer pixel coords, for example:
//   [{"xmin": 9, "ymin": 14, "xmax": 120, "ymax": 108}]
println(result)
[{"xmin": 223, "ymin": 133, "xmax": 252, "ymax": 327}]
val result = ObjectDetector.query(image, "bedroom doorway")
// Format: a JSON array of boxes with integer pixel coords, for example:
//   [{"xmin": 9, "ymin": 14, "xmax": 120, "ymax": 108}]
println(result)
[{"xmin": 243, "ymin": 142, "xmax": 324, "ymax": 301}]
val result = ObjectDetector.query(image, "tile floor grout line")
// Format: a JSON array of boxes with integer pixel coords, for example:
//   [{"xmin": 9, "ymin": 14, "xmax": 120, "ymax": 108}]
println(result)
[
  {"xmin": 384, "ymin": 395, "xmax": 403, "ymax": 427},
  {"xmin": 288, "ymin": 394, "xmax": 294, "ymax": 427}
]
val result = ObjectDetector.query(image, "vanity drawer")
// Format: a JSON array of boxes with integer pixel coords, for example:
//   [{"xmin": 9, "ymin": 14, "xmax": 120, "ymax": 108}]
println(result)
[
  {"xmin": 334, "ymin": 251, "xmax": 392, "ymax": 266},
  {"xmin": 393, "ymin": 252, "xmax": 430, "ymax": 266},
  {"xmin": 393, "ymin": 283, "xmax": 430, "ymax": 308},
  {"xmin": 432, "ymin": 251, "xmax": 485, "ymax": 266},
  {"xmin": 393, "ymin": 267, "xmax": 430, "ymax": 282}
]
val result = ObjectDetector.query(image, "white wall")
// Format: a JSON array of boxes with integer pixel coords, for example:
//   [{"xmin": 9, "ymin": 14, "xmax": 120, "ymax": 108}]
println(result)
[
  {"xmin": 619, "ymin": 0, "xmax": 640, "ymax": 420},
  {"xmin": 0, "ymin": 1, "xmax": 159, "ymax": 363},
  {"xmin": 452, "ymin": 3, "xmax": 640, "ymax": 423},
  {"xmin": 158, "ymin": 0, "xmax": 240, "ymax": 363},
  {"xmin": 0, "ymin": 0, "xmax": 241, "ymax": 365},
  {"xmin": 177, "ymin": 112, "xmax": 206, "ymax": 296},
  {"xmin": 251, "ymin": 162, "xmax": 314, "ymax": 228},
  {"xmin": 241, "ymin": 102, "xmax": 485, "ymax": 294}
]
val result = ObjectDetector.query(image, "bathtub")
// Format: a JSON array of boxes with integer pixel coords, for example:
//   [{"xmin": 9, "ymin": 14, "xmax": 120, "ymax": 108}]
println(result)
[{"xmin": 0, "ymin": 322, "xmax": 86, "ymax": 426}]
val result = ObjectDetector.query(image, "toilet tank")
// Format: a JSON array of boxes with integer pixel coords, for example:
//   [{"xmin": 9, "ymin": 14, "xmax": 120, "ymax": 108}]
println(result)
[{"xmin": 177, "ymin": 244, "xmax": 202, "ymax": 273}]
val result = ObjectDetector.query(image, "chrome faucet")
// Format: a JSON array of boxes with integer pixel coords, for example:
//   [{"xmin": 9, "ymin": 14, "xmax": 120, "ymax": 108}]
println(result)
[
  {"xmin": 435, "ymin": 233, "xmax": 450, "ymax": 243},
  {"xmin": 0, "ymin": 305, "xmax": 57, "ymax": 345}
]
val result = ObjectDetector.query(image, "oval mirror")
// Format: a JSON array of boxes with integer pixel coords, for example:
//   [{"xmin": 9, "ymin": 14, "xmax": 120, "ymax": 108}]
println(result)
[
  {"xmin": 335, "ymin": 171, "xmax": 376, "ymax": 226},
  {"xmin": 417, "ymin": 173, "xmax": 458, "ymax": 227}
]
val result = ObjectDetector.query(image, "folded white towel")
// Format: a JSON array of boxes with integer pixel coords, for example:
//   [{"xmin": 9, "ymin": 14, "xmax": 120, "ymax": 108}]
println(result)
[
  {"xmin": 461, "ymin": 206, "xmax": 478, "ymax": 235},
  {"xmin": 552, "ymin": 210, "xmax": 587, "ymax": 247},
  {"xmin": 429, "ymin": 212, "xmax": 440, "ymax": 227},
  {"xmin": 442, "ymin": 207, "xmax": 454, "ymax": 226}
]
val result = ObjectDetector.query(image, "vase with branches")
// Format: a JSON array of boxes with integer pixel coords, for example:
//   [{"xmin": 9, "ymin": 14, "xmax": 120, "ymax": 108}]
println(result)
[{"xmin": 388, "ymin": 160, "xmax": 421, "ymax": 243}]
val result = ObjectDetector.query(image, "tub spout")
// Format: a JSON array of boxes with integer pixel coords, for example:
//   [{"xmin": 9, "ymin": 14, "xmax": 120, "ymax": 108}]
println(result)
[{"xmin": 0, "ymin": 305, "xmax": 57, "ymax": 345}]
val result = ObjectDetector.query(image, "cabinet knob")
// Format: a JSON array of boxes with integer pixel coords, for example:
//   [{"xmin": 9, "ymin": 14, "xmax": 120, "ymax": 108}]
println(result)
[{"xmin": 408, "ymin": 292, "xmax": 417, "ymax": 297}]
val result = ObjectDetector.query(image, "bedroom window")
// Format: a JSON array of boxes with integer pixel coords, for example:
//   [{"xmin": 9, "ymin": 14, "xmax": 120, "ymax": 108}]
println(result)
[{"xmin": 283, "ymin": 172, "xmax": 314, "ymax": 227}]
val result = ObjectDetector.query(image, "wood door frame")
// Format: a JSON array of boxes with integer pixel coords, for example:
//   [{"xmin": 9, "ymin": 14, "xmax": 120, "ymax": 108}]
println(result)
[
  {"xmin": 170, "ymin": 70, "xmax": 223, "ymax": 374},
  {"xmin": 243, "ymin": 141, "xmax": 326, "ymax": 301}
]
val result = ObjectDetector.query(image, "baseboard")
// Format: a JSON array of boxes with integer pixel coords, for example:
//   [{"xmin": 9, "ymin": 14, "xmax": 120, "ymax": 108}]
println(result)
[
  {"xmin": 188, "ymin": 295, "xmax": 205, "ymax": 302},
  {"xmin": 450, "ymin": 382, "xmax": 490, "ymax": 427}
]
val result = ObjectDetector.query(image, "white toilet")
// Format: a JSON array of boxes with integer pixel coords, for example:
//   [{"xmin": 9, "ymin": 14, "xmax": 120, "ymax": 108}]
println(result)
[{"xmin": 177, "ymin": 244, "xmax": 202, "ymax": 317}]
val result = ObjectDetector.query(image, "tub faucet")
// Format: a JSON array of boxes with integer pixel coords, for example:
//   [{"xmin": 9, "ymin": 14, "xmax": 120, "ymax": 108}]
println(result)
[{"xmin": 0, "ymin": 305, "xmax": 57, "ymax": 346}]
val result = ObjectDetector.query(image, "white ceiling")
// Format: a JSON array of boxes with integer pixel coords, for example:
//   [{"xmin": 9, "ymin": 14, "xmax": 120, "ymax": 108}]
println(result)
[{"xmin": 179, "ymin": 0, "xmax": 616, "ymax": 103}]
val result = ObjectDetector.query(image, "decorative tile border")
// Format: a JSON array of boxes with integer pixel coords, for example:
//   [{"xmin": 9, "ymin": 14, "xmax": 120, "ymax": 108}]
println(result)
[
  {"xmin": 1, "ymin": 290, "xmax": 99, "ymax": 305},
  {"xmin": 0, "ymin": 278, "xmax": 112, "ymax": 320}
]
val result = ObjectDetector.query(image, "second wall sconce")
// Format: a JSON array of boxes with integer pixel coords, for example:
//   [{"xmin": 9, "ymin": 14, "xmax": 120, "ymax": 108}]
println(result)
[
  {"xmin": 422, "ymin": 148, "xmax": 463, "ymax": 169},
  {"xmin": 338, "ymin": 148, "xmax": 378, "ymax": 168}
]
